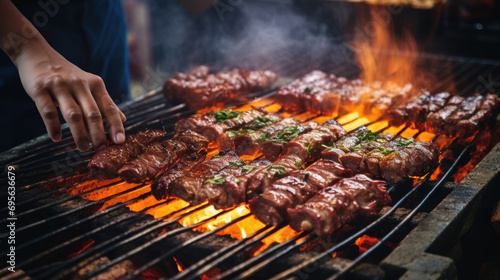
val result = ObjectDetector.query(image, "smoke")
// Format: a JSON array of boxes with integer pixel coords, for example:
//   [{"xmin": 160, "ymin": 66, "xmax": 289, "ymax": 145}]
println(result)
[{"xmin": 147, "ymin": 0, "xmax": 355, "ymax": 76}]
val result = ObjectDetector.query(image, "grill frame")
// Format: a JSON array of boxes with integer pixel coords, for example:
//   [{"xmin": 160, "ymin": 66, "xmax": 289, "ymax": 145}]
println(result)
[{"xmin": 1, "ymin": 53, "xmax": 499, "ymax": 280}]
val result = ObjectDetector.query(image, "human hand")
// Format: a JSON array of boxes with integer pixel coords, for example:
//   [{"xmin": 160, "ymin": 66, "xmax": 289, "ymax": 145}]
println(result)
[{"xmin": 14, "ymin": 39, "xmax": 126, "ymax": 152}]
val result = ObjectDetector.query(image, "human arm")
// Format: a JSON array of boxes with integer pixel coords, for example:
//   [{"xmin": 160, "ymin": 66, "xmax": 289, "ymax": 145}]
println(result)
[{"xmin": 0, "ymin": 0, "xmax": 127, "ymax": 151}]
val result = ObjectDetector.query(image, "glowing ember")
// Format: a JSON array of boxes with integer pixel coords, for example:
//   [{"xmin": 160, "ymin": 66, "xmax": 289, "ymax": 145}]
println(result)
[
  {"xmin": 354, "ymin": 235, "xmax": 380, "ymax": 254},
  {"xmin": 67, "ymin": 239, "xmax": 95, "ymax": 259},
  {"xmin": 173, "ymin": 257, "xmax": 184, "ymax": 272},
  {"xmin": 337, "ymin": 112, "xmax": 360, "ymax": 125}
]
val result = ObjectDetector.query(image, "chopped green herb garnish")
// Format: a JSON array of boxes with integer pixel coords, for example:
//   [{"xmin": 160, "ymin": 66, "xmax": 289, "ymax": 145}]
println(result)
[
  {"xmin": 305, "ymin": 86, "xmax": 314, "ymax": 92},
  {"xmin": 251, "ymin": 117, "xmax": 276, "ymax": 130},
  {"xmin": 339, "ymin": 136, "xmax": 346, "ymax": 140},
  {"xmin": 204, "ymin": 177, "xmax": 225, "ymax": 184},
  {"xmin": 228, "ymin": 129, "xmax": 253, "ymax": 138},
  {"xmin": 260, "ymin": 126, "xmax": 300, "ymax": 144},
  {"xmin": 266, "ymin": 165, "xmax": 286, "ymax": 176},
  {"xmin": 242, "ymin": 165, "xmax": 257, "ymax": 173},
  {"xmin": 373, "ymin": 145, "xmax": 394, "ymax": 155},
  {"xmin": 277, "ymin": 127, "xmax": 300, "ymax": 140},
  {"xmin": 322, "ymin": 143, "xmax": 337, "ymax": 150},
  {"xmin": 306, "ymin": 143, "xmax": 313, "ymax": 155},
  {"xmin": 382, "ymin": 149, "xmax": 394, "ymax": 155},
  {"xmin": 397, "ymin": 138, "xmax": 415, "ymax": 146},
  {"xmin": 357, "ymin": 130, "xmax": 383, "ymax": 142},
  {"xmin": 350, "ymin": 144, "xmax": 363, "ymax": 151},
  {"xmin": 229, "ymin": 161, "xmax": 247, "ymax": 167},
  {"xmin": 235, "ymin": 178, "xmax": 241, "ymax": 183},
  {"xmin": 208, "ymin": 110, "xmax": 242, "ymax": 122},
  {"xmin": 295, "ymin": 161, "xmax": 303, "ymax": 168},
  {"xmin": 259, "ymin": 135, "xmax": 288, "ymax": 144},
  {"xmin": 212, "ymin": 154, "xmax": 221, "ymax": 158}
]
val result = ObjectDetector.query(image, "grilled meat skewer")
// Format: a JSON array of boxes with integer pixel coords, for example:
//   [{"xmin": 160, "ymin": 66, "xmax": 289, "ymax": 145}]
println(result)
[
  {"xmin": 234, "ymin": 117, "xmax": 300, "ymax": 156},
  {"xmin": 247, "ymin": 119, "xmax": 346, "ymax": 199},
  {"xmin": 259, "ymin": 122, "xmax": 319, "ymax": 161},
  {"xmin": 88, "ymin": 129, "xmax": 166, "ymax": 180},
  {"xmin": 249, "ymin": 159, "xmax": 352, "ymax": 226},
  {"xmin": 164, "ymin": 67, "xmax": 277, "ymax": 108},
  {"xmin": 322, "ymin": 128, "xmax": 440, "ymax": 182},
  {"xmin": 203, "ymin": 159, "xmax": 272, "ymax": 209},
  {"xmin": 218, "ymin": 114, "xmax": 283, "ymax": 150},
  {"xmin": 151, "ymin": 150, "xmax": 208, "ymax": 200},
  {"xmin": 174, "ymin": 108, "xmax": 267, "ymax": 142},
  {"xmin": 168, "ymin": 150, "xmax": 241, "ymax": 204},
  {"xmin": 118, "ymin": 131, "xmax": 209, "ymax": 183},
  {"xmin": 288, "ymin": 174, "xmax": 391, "ymax": 236}
]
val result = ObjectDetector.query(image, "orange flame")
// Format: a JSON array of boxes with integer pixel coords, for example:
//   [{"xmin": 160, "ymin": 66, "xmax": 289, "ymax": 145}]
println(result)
[{"xmin": 352, "ymin": 7, "xmax": 419, "ymax": 87}]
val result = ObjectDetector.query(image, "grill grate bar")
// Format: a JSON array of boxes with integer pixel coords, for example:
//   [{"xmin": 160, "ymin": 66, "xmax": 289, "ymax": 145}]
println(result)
[
  {"xmin": 183, "ymin": 223, "xmax": 289, "ymax": 280},
  {"xmin": 327, "ymin": 128, "xmax": 483, "ymax": 280},
  {"xmin": 169, "ymin": 225, "xmax": 273, "ymax": 280},
  {"xmin": 0, "ymin": 183, "xmax": 148, "ymax": 237},
  {"xmin": 215, "ymin": 231, "xmax": 313, "ymax": 280},
  {"xmin": 13, "ymin": 192, "xmax": 151, "ymax": 252},
  {"xmin": 36, "ymin": 203, "xmax": 209, "ymax": 280},
  {"xmin": 1, "ymin": 179, "xmax": 125, "ymax": 221},
  {"xmin": 79, "ymin": 206, "xmax": 240, "ymax": 280},
  {"xmin": 0, "ymin": 198, "xmax": 174, "ymax": 278},
  {"xmin": 128, "ymin": 213, "xmax": 253, "ymax": 278}
]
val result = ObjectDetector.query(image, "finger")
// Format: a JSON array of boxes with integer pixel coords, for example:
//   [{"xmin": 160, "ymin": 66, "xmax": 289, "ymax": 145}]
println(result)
[
  {"xmin": 71, "ymin": 77, "xmax": 107, "ymax": 151},
  {"xmin": 119, "ymin": 110, "xmax": 127, "ymax": 123},
  {"xmin": 31, "ymin": 90, "xmax": 62, "ymax": 142},
  {"xmin": 90, "ymin": 77, "xmax": 126, "ymax": 144},
  {"xmin": 50, "ymin": 76, "xmax": 91, "ymax": 151}
]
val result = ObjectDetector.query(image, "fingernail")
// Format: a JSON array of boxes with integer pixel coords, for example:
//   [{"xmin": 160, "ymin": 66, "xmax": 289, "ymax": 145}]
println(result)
[
  {"xmin": 115, "ymin": 132, "xmax": 125, "ymax": 144},
  {"xmin": 52, "ymin": 133, "xmax": 61, "ymax": 142},
  {"xmin": 79, "ymin": 141, "xmax": 90, "ymax": 152}
]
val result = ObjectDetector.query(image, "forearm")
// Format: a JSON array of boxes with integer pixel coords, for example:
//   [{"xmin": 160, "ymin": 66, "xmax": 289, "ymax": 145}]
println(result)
[{"xmin": 0, "ymin": 0, "xmax": 50, "ymax": 65}]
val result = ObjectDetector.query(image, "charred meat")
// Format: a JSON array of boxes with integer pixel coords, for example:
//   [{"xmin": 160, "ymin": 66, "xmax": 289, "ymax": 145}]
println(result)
[
  {"xmin": 151, "ymin": 150, "xmax": 207, "ymax": 200},
  {"xmin": 164, "ymin": 67, "xmax": 277, "ymax": 108},
  {"xmin": 88, "ymin": 129, "xmax": 166, "ymax": 180},
  {"xmin": 250, "ymin": 159, "xmax": 352, "ymax": 226},
  {"xmin": 203, "ymin": 159, "xmax": 272, "ymax": 209},
  {"xmin": 287, "ymin": 174, "xmax": 391, "ymax": 236},
  {"xmin": 174, "ymin": 108, "xmax": 267, "ymax": 142},
  {"xmin": 168, "ymin": 150, "xmax": 241, "ymax": 204},
  {"xmin": 118, "ymin": 131, "xmax": 209, "ymax": 183}
]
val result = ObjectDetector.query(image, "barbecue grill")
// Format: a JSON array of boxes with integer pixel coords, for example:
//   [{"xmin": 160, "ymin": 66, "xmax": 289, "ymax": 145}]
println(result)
[
  {"xmin": 2, "ymin": 1, "xmax": 500, "ymax": 279},
  {"xmin": 1, "ymin": 50, "xmax": 499, "ymax": 280}
]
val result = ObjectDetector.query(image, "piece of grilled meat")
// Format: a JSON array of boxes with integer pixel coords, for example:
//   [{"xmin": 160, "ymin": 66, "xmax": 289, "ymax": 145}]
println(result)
[
  {"xmin": 250, "ymin": 159, "xmax": 352, "ymax": 226},
  {"xmin": 88, "ymin": 129, "xmax": 166, "ymax": 180},
  {"xmin": 287, "ymin": 174, "xmax": 391, "ymax": 236},
  {"xmin": 164, "ymin": 67, "xmax": 277, "ymax": 108},
  {"xmin": 118, "ymin": 130, "xmax": 209, "ymax": 183}
]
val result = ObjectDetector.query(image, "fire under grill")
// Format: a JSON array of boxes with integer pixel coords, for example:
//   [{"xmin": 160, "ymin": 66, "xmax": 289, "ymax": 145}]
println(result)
[{"xmin": 1, "ymin": 54, "xmax": 500, "ymax": 280}]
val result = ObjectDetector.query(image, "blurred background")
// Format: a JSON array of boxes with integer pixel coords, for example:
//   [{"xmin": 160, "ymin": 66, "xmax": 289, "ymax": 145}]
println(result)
[{"xmin": 123, "ymin": 0, "xmax": 500, "ymax": 98}]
